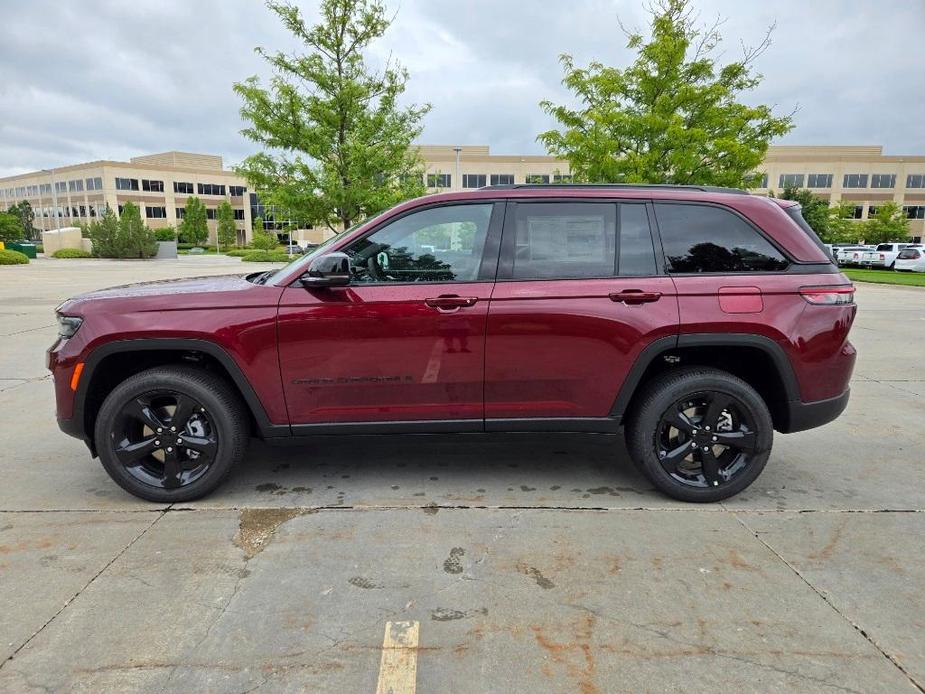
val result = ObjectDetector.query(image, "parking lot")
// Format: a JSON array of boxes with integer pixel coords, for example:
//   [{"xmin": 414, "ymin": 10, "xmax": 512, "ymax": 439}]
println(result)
[{"xmin": 1, "ymin": 255, "xmax": 923, "ymax": 692}]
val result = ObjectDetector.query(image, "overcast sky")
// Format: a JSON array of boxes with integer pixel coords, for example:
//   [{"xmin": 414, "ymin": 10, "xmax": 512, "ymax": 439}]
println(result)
[{"xmin": 0, "ymin": 0, "xmax": 922, "ymax": 177}]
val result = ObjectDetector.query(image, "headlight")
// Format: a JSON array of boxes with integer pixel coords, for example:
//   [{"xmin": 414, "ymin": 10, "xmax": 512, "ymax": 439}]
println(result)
[{"xmin": 57, "ymin": 315, "xmax": 83, "ymax": 338}]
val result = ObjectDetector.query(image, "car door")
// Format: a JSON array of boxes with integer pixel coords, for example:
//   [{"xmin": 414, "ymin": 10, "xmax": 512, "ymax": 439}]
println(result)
[
  {"xmin": 484, "ymin": 199, "xmax": 679, "ymax": 428},
  {"xmin": 278, "ymin": 201, "xmax": 503, "ymax": 430}
]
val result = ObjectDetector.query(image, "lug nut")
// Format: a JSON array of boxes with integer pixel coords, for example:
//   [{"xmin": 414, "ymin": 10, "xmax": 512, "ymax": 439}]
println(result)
[
  {"xmin": 166, "ymin": 447, "xmax": 173, "ymax": 452},
  {"xmin": 691, "ymin": 442, "xmax": 697, "ymax": 448},
  {"xmin": 154, "ymin": 440, "xmax": 160, "ymax": 446},
  {"xmin": 170, "ymin": 426, "xmax": 176, "ymax": 432},
  {"xmin": 177, "ymin": 438, "xmax": 183, "ymax": 444},
  {"xmin": 702, "ymin": 446, "xmax": 709, "ymax": 451},
  {"xmin": 712, "ymin": 436, "xmax": 717, "ymax": 442},
  {"xmin": 156, "ymin": 428, "xmax": 162, "ymax": 433},
  {"xmin": 705, "ymin": 426, "xmax": 711, "ymax": 431}
]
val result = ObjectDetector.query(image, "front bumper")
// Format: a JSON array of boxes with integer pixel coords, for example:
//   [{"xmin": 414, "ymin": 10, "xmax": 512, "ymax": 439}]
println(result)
[{"xmin": 780, "ymin": 389, "xmax": 850, "ymax": 434}]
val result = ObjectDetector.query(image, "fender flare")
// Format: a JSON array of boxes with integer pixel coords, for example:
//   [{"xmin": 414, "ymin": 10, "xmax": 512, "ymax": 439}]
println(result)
[
  {"xmin": 610, "ymin": 333, "xmax": 800, "ymax": 419},
  {"xmin": 75, "ymin": 338, "xmax": 287, "ymax": 441}
]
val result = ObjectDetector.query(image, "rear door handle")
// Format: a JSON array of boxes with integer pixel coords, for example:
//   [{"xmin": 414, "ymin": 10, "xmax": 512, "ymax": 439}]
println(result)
[
  {"xmin": 425, "ymin": 295, "xmax": 479, "ymax": 311},
  {"xmin": 609, "ymin": 289, "xmax": 662, "ymax": 305}
]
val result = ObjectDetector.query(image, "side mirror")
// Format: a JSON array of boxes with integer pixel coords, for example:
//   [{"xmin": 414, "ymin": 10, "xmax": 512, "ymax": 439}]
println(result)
[{"xmin": 300, "ymin": 252, "xmax": 351, "ymax": 288}]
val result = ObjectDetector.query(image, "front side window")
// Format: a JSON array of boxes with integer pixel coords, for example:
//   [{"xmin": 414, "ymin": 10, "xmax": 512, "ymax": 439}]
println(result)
[
  {"xmin": 656, "ymin": 203, "xmax": 789, "ymax": 273},
  {"xmin": 511, "ymin": 202, "xmax": 616, "ymax": 279},
  {"xmin": 346, "ymin": 204, "xmax": 492, "ymax": 283}
]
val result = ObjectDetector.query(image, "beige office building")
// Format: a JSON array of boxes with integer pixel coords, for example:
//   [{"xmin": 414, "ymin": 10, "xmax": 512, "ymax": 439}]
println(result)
[
  {"xmin": 418, "ymin": 144, "xmax": 925, "ymax": 239},
  {"xmin": 0, "ymin": 152, "xmax": 254, "ymax": 245}
]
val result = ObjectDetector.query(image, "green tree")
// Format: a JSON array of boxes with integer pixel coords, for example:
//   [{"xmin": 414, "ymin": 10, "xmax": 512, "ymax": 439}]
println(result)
[
  {"xmin": 251, "ymin": 229, "xmax": 280, "ymax": 251},
  {"xmin": 179, "ymin": 196, "xmax": 209, "ymax": 245},
  {"xmin": 117, "ymin": 202, "xmax": 158, "ymax": 258},
  {"xmin": 234, "ymin": 0, "xmax": 430, "ymax": 232},
  {"xmin": 7, "ymin": 201, "xmax": 36, "ymax": 240},
  {"xmin": 863, "ymin": 202, "xmax": 910, "ymax": 245},
  {"xmin": 826, "ymin": 201, "xmax": 860, "ymax": 244},
  {"xmin": 776, "ymin": 187, "xmax": 831, "ymax": 238},
  {"xmin": 0, "ymin": 211, "xmax": 24, "ymax": 242},
  {"xmin": 89, "ymin": 207, "xmax": 120, "ymax": 258},
  {"xmin": 538, "ymin": 0, "xmax": 793, "ymax": 186},
  {"xmin": 215, "ymin": 201, "xmax": 237, "ymax": 249}
]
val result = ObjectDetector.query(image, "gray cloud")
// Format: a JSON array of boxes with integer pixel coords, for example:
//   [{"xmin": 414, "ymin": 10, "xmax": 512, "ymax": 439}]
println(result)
[{"xmin": 1, "ymin": 0, "xmax": 922, "ymax": 177}]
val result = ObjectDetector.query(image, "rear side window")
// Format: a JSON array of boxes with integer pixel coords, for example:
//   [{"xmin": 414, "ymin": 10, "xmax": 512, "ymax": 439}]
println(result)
[
  {"xmin": 876, "ymin": 244, "xmax": 894, "ymax": 251},
  {"xmin": 655, "ymin": 203, "xmax": 789, "ymax": 273},
  {"xmin": 897, "ymin": 249, "xmax": 921, "ymax": 259}
]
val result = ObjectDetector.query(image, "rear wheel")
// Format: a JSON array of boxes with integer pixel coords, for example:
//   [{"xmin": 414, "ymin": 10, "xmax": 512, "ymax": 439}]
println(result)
[
  {"xmin": 626, "ymin": 368, "xmax": 773, "ymax": 503},
  {"xmin": 94, "ymin": 366, "xmax": 249, "ymax": 502}
]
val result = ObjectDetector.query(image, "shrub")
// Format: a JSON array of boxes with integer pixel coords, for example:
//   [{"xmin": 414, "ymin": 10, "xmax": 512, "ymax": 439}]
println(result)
[
  {"xmin": 177, "ymin": 243, "xmax": 216, "ymax": 251},
  {"xmin": 251, "ymin": 230, "xmax": 281, "ymax": 252},
  {"xmin": 35, "ymin": 244, "xmax": 44, "ymax": 254},
  {"xmin": 0, "ymin": 249, "xmax": 29, "ymax": 264},
  {"xmin": 154, "ymin": 227, "xmax": 177, "ymax": 242},
  {"xmin": 225, "ymin": 249, "xmax": 252, "ymax": 257},
  {"xmin": 52, "ymin": 248, "xmax": 93, "ymax": 259},
  {"xmin": 241, "ymin": 250, "xmax": 291, "ymax": 263}
]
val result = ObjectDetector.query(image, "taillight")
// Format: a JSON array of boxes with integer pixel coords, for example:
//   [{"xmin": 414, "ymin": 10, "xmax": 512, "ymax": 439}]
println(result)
[
  {"xmin": 879, "ymin": 254, "xmax": 885, "ymax": 261},
  {"xmin": 800, "ymin": 286, "xmax": 855, "ymax": 305}
]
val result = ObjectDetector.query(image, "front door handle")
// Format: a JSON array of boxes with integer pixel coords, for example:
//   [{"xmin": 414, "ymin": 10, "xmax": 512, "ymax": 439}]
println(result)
[
  {"xmin": 425, "ymin": 295, "xmax": 479, "ymax": 311},
  {"xmin": 609, "ymin": 289, "xmax": 662, "ymax": 305}
]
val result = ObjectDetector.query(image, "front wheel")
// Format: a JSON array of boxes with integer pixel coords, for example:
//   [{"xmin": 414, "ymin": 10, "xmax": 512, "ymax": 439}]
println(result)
[
  {"xmin": 626, "ymin": 368, "xmax": 773, "ymax": 503},
  {"xmin": 94, "ymin": 366, "xmax": 249, "ymax": 502}
]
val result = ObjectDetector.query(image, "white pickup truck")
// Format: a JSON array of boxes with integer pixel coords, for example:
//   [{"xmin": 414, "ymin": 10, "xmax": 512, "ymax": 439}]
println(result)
[{"xmin": 861, "ymin": 243, "xmax": 919, "ymax": 269}]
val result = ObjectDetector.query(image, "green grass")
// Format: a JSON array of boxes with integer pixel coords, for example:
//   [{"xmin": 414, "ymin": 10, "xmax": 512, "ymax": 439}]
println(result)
[{"xmin": 843, "ymin": 268, "xmax": 925, "ymax": 287}]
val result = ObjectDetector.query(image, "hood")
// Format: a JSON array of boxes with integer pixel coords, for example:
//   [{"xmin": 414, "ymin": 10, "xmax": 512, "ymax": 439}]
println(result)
[{"xmin": 57, "ymin": 274, "xmax": 271, "ymax": 315}]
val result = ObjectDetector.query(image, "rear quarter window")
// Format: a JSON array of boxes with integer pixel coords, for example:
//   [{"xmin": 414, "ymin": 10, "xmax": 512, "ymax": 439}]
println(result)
[{"xmin": 655, "ymin": 203, "xmax": 789, "ymax": 273}]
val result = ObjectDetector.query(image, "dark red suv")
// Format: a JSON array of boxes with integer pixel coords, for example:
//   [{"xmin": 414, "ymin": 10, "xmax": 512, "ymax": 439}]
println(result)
[{"xmin": 48, "ymin": 184, "xmax": 856, "ymax": 503}]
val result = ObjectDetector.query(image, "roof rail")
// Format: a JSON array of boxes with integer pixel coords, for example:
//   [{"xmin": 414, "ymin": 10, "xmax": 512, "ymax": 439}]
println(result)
[{"xmin": 478, "ymin": 183, "xmax": 749, "ymax": 195}]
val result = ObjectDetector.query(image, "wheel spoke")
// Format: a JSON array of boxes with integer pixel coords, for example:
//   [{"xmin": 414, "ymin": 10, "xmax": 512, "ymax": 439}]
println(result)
[
  {"xmin": 659, "ymin": 442, "xmax": 692, "ymax": 473},
  {"xmin": 113, "ymin": 437, "xmax": 159, "ymax": 466},
  {"xmin": 704, "ymin": 393, "xmax": 733, "ymax": 429},
  {"xmin": 180, "ymin": 435, "xmax": 216, "ymax": 459},
  {"xmin": 665, "ymin": 409, "xmax": 695, "ymax": 435},
  {"xmin": 162, "ymin": 449, "xmax": 182, "ymax": 489},
  {"xmin": 700, "ymin": 448, "xmax": 722, "ymax": 487},
  {"xmin": 713, "ymin": 430, "xmax": 757, "ymax": 453},
  {"xmin": 124, "ymin": 398, "xmax": 166, "ymax": 432},
  {"xmin": 170, "ymin": 394, "xmax": 198, "ymax": 431}
]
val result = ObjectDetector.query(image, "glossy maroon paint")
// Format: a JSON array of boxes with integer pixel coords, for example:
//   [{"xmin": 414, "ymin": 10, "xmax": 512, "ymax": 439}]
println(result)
[{"xmin": 49, "ymin": 185, "xmax": 857, "ymax": 441}]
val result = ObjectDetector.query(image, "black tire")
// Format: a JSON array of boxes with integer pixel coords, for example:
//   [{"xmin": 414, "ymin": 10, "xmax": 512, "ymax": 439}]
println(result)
[
  {"xmin": 94, "ymin": 366, "xmax": 249, "ymax": 502},
  {"xmin": 626, "ymin": 367, "xmax": 773, "ymax": 503}
]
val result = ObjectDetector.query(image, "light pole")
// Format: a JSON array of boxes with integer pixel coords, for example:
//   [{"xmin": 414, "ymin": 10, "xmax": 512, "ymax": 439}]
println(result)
[{"xmin": 453, "ymin": 146, "xmax": 462, "ymax": 190}]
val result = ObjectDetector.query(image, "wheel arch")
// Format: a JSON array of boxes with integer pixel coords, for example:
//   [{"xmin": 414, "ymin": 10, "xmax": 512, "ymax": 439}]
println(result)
[
  {"xmin": 612, "ymin": 333, "xmax": 800, "ymax": 432},
  {"xmin": 76, "ymin": 339, "xmax": 286, "ymax": 454}
]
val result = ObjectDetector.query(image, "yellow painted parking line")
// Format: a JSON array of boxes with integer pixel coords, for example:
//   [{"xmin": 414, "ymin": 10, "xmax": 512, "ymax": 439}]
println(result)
[{"xmin": 375, "ymin": 620, "xmax": 419, "ymax": 694}]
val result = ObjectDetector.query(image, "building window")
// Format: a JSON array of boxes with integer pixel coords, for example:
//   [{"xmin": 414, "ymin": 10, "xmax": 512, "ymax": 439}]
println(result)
[
  {"xmin": 198, "ymin": 183, "xmax": 226, "ymax": 196},
  {"xmin": 490, "ymin": 174, "xmax": 514, "ymax": 185},
  {"xmin": 145, "ymin": 206, "xmax": 167, "ymax": 219},
  {"xmin": 871, "ymin": 174, "xmax": 896, "ymax": 189},
  {"xmin": 807, "ymin": 173, "xmax": 833, "ymax": 188},
  {"xmin": 867, "ymin": 206, "xmax": 878, "ymax": 218},
  {"xmin": 843, "ymin": 174, "xmax": 868, "ymax": 189},
  {"xmin": 233, "ymin": 209, "xmax": 245, "ymax": 220},
  {"xmin": 55, "ymin": 181, "xmax": 67, "ymax": 193},
  {"xmin": 526, "ymin": 174, "xmax": 550, "ymax": 184},
  {"xmin": 85, "ymin": 177, "xmax": 103, "ymax": 191},
  {"xmin": 206, "ymin": 208, "xmax": 216, "ymax": 220},
  {"xmin": 906, "ymin": 174, "xmax": 925, "ymax": 189},
  {"xmin": 229, "ymin": 185, "xmax": 247, "ymax": 197},
  {"xmin": 462, "ymin": 174, "xmax": 486, "ymax": 188},
  {"xmin": 427, "ymin": 173, "xmax": 451, "ymax": 188},
  {"xmin": 40, "ymin": 183, "xmax": 52, "ymax": 195},
  {"xmin": 142, "ymin": 179, "xmax": 164, "ymax": 192},
  {"xmin": 778, "ymin": 173, "xmax": 805, "ymax": 188},
  {"xmin": 115, "ymin": 177, "xmax": 139, "ymax": 191},
  {"xmin": 553, "ymin": 174, "xmax": 573, "ymax": 183},
  {"xmin": 174, "ymin": 181, "xmax": 194, "ymax": 195},
  {"xmin": 67, "ymin": 179, "xmax": 84, "ymax": 192},
  {"xmin": 79, "ymin": 205, "xmax": 86, "ymax": 217},
  {"xmin": 904, "ymin": 206, "xmax": 925, "ymax": 220},
  {"xmin": 175, "ymin": 207, "xmax": 185, "ymax": 219},
  {"xmin": 849, "ymin": 205, "xmax": 864, "ymax": 219}
]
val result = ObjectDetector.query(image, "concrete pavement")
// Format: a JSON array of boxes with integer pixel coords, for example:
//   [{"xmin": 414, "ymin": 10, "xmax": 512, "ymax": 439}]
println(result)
[{"xmin": 0, "ymin": 256, "xmax": 923, "ymax": 692}]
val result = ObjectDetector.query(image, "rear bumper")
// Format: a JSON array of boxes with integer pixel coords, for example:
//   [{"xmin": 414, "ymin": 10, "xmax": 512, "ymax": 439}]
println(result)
[{"xmin": 780, "ymin": 389, "xmax": 850, "ymax": 434}]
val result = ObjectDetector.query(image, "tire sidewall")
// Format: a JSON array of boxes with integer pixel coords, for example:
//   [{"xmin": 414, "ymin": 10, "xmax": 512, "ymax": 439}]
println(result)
[
  {"xmin": 94, "ymin": 369, "xmax": 242, "ymax": 503},
  {"xmin": 629, "ymin": 371, "xmax": 773, "ymax": 503}
]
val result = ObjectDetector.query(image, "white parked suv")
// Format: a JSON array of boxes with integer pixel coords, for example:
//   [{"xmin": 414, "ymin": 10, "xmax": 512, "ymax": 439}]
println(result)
[
  {"xmin": 894, "ymin": 247, "xmax": 925, "ymax": 272},
  {"xmin": 860, "ymin": 243, "xmax": 916, "ymax": 269},
  {"xmin": 835, "ymin": 245, "xmax": 874, "ymax": 266}
]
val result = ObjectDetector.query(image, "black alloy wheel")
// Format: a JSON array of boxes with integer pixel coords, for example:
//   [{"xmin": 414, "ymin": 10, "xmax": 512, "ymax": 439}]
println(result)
[
  {"xmin": 627, "ymin": 367, "xmax": 773, "ymax": 503},
  {"xmin": 94, "ymin": 366, "xmax": 249, "ymax": 502},
  {"xmin": 111, "ymin": 390, "xmax": 217, "ymax": 490}
]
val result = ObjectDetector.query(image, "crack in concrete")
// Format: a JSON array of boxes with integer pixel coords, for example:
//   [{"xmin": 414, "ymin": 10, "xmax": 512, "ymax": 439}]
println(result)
[
  {"xmin": 733, "ymin": 513, "xmax": 925, "ymax": 694},
  {"xmin": 0, "ymin": 506, "xmax": 170, "ymax": 673}
]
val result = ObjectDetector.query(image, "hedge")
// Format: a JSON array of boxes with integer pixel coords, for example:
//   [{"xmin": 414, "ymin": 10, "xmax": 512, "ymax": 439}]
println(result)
[
  {"xmin": 52, "ymin": 248, "xmax": 93, "ymax": 259},
  {"xmin": 240, "ymin": 251, "xmax": 291, "ymax": 263},
  {"xmin": 0, "ymin": 249, "xmax": 29, "ymax": 265}
]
